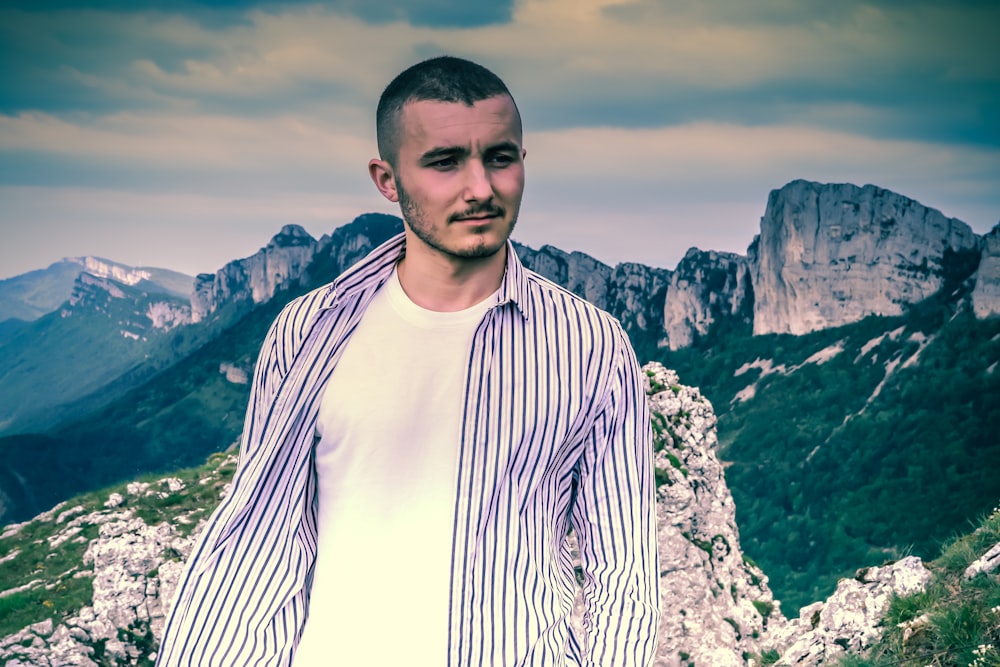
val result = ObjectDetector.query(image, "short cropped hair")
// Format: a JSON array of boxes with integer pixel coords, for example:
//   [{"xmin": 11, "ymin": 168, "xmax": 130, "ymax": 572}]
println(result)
[{"xmin": 376, "ymin": 55, "xmax": 520, "ymax": 166}]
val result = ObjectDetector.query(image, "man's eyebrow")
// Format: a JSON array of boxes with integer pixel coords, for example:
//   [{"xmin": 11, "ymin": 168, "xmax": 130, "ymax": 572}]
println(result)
[
  {"xmin": 420, "ymin": 146, "xmax": 469, "ymax": 162},
  {"xmin": 419, "ymin": 141, "xmax": 521, "ymax": 163},
  {"xmin": 484, "ymin": 141, "xmax": 521, "ymax": 154}
]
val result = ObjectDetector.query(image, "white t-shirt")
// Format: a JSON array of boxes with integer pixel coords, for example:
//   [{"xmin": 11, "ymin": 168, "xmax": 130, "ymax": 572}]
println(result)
[{"xmin": 293, "ymin": 267, "xmax": 496, "ymax": 666}]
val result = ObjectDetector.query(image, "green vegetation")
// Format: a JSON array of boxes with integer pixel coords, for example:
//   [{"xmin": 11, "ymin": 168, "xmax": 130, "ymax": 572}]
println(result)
[
  {"xmin": 0, "ymin": 453, "xmax": 236, "ymax": 639},
  {"xmin": 831, "ymin": 506, "xmax": 1000, "ymax": 667},
  {"xmin": 656, "ymin": 293, "xmax": 1000, "ymax": 612}
]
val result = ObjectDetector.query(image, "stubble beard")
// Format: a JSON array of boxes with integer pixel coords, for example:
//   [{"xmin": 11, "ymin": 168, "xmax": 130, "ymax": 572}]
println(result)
[{"xmin": 397, "ymin": 177, "xmax": 517, "ymax": 260}]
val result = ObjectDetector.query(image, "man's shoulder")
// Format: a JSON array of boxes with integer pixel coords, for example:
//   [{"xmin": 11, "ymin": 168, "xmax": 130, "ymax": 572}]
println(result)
[
  {"xmin": 265, "ymin": 281, "xmax": 337, "ymax": 348},
  {"xmin": 520, "ymin": 266, "xmax": 620, "ymax": 326}
]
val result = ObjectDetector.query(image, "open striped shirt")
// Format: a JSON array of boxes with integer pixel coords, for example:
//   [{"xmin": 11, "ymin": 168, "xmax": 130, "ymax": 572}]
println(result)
[{"xmin": 156, "ymin": 233, "xmax": 660, "ymax": 666}]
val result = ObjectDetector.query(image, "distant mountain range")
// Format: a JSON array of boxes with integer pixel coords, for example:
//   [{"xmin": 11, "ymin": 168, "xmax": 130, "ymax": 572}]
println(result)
[
  {"xmin": 0, "ymin": 180, "xmax": 997, "ymax": 611},
  {"xmin": 0, "ymin": 256, "xmax": 192, "ymax": 325}
]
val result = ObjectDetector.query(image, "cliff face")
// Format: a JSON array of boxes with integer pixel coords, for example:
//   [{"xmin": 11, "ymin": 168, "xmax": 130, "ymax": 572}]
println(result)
[
  {"xmin": 750, "ymin": 180, "xmax": 981, "ymax": 336},
  {"xmin": 661, "ymin": 249, "xmax": 753, "ymax": 350},
  {"xmin": 642, "ymin": 363, "xmax": 778, "ymax": 664},
  {"xmin": 972, "ymin": 223, "xmax": 1000, "ymax": 319},
  {"xmin": 191, "ymin": 224, "xmax": 318, "ymax": 323},
  {"xmin": 515, "ymin": 243, "xmax": 672, "ymax": 348}
]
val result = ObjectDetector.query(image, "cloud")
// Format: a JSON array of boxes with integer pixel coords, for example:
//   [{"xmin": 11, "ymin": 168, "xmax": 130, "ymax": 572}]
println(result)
[
  {"xmin": 0, "ymin": 0, "xmax": 997, "ymax": 279},
  {"xmin": 2, "ymin": 0, "xmax": 997, "ymax": 143}
]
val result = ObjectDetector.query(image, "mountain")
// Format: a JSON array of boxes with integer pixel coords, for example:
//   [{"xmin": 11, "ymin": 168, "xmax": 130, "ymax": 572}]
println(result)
[
  {"xmin": 649, "ymin": 180, "xmax": 1000, "ymax": 609},
  {"xmin": 0, "ymin": 214, "xmax": 405, "ymax": 526},
  {"xmin": 0, "ymin": 179, "xmax": 996, "ymax": 614},
  {"xmin": 0, "ymin": 219, "xmax": 385, "ymax": 438},
  {"xmin": 4, "ymin": 364, "xmax": 996, "ymax": 666},
  {"xmin": 0, "ymin": 273, "xmax": 195, "ymax": 434},
  {"xmin": 660, "ymin": 180, "xmax": 992, "ymax": 349},
  {"xmin": 0, "ymin": 257, "xmax": 192, "ymax": 326}
]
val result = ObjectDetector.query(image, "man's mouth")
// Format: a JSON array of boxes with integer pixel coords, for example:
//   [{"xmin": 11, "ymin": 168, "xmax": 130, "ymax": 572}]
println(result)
[{"xmin": 452, "ymin": 209, "xmax": 504, "ymax": 222}]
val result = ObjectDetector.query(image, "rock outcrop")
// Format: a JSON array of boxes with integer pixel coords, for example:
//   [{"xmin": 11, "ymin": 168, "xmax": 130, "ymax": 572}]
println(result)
[
  {"xmin": 751, "ymin": 180, "xmax": 980, "ymax": 335},
  {"xmin": 515, "ymin": 243, "xmax": 672, "ymax": 347},
  {"xmin": 767, "ymin": 557, "xmax": 933, "ymax": 665},
  {"xmin": 661, "ymin": 249, "xmax": 753, "ymax": 350},
  {"xmin": 0, "ymin": 465, "xmax": 230, "ymax": 666},
  {"xmin": 191, "ymin": 224, "xmax": 319, "ymax": 323},
  {"xmin": 0, "ymin": 362, "xmax": 951, "ymax": 666},
  {"xmin": 643, "ymin": 363, "xmax": 779, "ymax": 664},
  {"xmin": 972, "ymin": 223, "xmax": 1000, "ymax": 319},
  {"xmin": 74, "ymin": 258, "xmax": 154, "ymax": 289},
  {"xmin": 611, "ymin": 262, "xmax": 671, "ymax": 341}
]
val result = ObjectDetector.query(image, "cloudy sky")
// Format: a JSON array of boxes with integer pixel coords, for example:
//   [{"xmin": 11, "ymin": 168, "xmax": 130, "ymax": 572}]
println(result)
[{"xmin": 1, "ymin": 0, "xmax": 998, "ymax": 280}]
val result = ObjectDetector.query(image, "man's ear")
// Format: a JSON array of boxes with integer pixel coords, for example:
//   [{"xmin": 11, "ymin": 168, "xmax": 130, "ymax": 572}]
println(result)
[{"xmin": 368, "ymin": 158, "xmax": 399, "ymax": 203}]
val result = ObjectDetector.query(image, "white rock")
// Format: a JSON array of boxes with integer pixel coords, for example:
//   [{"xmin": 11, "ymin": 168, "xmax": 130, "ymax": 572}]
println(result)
[
  {"xmin": 964, "ymin": 541, "xmax": 1000, "ymax": 580},
  {"xmin": 769, "ymin": 556, "xmax": 932, "ymax": 665},
  {"xmin": 751, "ymin": 180, "xmax": 979, "ymax": 335},
  {"xmin": 973, "ymin": 224, "xmax": 1000, "ymax": 318},
  {"xmin": 126, "ymin": 482, "xmax": 150, "ymax": 496},
  {"xmin": 55, "ymin": 506, "xmax": 85, "ymax": 524},
  {"xmin": 661, "ymin": 249, "xmax": 752, "ymax": 350}
]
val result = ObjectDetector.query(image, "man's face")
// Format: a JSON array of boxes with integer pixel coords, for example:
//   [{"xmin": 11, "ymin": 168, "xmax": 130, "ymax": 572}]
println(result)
[{"xmin": 375, "ymin": 95, "xmax": 526, "ymax": 263}]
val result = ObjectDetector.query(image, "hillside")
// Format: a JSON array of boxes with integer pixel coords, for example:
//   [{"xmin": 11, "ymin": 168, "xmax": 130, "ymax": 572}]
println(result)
[
  {"xmin": 2, "ymin": 365, "xmax": 996, "ymax": 666},
  {"xmin": 657, "ymin": 282, "xmax": 1000, "ymax": 610},
  {"xmin": 0, "ymin": 364, "xmax": 782, "ymax": 665}
]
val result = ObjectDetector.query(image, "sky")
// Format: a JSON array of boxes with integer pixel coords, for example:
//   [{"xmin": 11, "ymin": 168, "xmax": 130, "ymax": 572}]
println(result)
[{"xmin": 1, "ymin": 0, "xmax": 998, "ymax": 279}]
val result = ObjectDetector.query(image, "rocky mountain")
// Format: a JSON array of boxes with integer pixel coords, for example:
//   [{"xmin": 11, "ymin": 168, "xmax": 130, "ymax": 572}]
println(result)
[
  {"xmin": 973, "ymin": 224, "xmax": 1000, "ymax": 319},
  {"xmin": 660, "ymin": 180, "xmax": 996, "ymax": 348},
  {"xmin": 0, "ymin": 257, "xmax": 192, "ymax": 326},
  {"xmin": 514, "ymin": 243, "xmax": 672, "ymax": 352},
  {"xmin": 0, "ymin": 273, "xmax": 195, "ymax": 435},
  {"xmin": 4, "ymin": 363, "xmax": 996, "ymax": 666},
  {"xmin": 191, "ymin": 224, "xmax": 319, "ymax": 324},
  {"xmin": 661, "ymin": 248, "xmax": 753, "ymax": 350},
  {"xmin": 750, "ymin": 180, "xmax": 982, "ymax": 336}
]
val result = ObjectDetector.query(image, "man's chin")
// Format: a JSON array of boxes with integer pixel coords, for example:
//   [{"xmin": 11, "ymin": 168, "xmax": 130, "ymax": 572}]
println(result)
[{"xmin": 450, "ymin": 240, "xmax": 506, "ymax": 260}]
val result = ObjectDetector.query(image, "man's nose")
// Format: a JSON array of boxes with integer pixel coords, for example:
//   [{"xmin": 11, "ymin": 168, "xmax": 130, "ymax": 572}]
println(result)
[{"xmin": 462, "ymin": 160, "xmax": 493, "ymax": 202}]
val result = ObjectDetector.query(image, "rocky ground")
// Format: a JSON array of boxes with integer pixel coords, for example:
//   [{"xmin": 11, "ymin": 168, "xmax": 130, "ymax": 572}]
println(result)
[{"xmin": 2, "ymin": 362, "xmax": 994, "ymax": 666}]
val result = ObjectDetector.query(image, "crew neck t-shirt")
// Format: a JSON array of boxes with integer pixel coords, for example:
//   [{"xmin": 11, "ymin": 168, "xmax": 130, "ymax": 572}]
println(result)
[{"xmin": 293, "ymin": 267, "xmax": 497, "ymax": 665}]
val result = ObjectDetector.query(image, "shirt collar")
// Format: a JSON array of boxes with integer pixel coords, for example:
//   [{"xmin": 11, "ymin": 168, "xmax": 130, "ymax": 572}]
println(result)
[{"xmin": 321, "ymin": 232, "xmax": 530, "ymax": 320}]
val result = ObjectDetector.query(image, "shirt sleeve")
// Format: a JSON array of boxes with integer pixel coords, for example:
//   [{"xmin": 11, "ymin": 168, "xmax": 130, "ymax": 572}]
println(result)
[
  {"xmin": 155, "ymin": 305, "xmax": 299, "ymax": 666},
  {"xmin": 570, "ymin": 322, "xmax": 661, "ymax": 665}
]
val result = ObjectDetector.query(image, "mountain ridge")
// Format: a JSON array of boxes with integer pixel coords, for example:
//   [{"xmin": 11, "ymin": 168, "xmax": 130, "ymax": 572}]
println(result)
[{"xmin": 0, "ymin": 178, "xmax": 996, "ymax": 616}]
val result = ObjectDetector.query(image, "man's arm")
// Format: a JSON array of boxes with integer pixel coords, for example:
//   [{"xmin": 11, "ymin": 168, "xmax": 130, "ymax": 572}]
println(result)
[
  {"xmin": 570, "ymin": 322, "xmax": 661, "ymax": 665},
  {"xmin": 155, "ymin": 302, "xmax": 297, "ymax": 665}
]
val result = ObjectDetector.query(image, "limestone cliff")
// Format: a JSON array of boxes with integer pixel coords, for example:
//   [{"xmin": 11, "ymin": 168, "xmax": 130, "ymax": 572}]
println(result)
[
  {"xmin": 661, "ymin": 249, "xmax": 753, "ymax": 350},
  {"xmin": 972, "ymin": 223, "xmax": 1000, "ymax": 319},
  {"xmin": 191, "ymin": 224, "xmax": 318, "ymax": 323},
  {"xmin": 515, "ymin": 242, "xmax": 671, "ymax": 348},
  {"xmin": 750, "ymin": 180, "xmax": 981, "ymax": 336},
  {"xmin": 642, "ymin": 363, "xmax": 778, "ymax": 664}
]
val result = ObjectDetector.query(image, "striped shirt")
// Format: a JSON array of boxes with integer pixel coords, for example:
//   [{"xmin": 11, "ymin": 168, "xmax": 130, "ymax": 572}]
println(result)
[{"xmin": 156, "ymin": 233, "xmax": 661, "ymax": 666}]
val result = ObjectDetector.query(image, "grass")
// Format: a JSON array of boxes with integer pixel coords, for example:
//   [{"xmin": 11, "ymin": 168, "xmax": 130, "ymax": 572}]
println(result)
[
  {"xmin": 829, "ymin": 506, "xmax": 1000, "ymax": 667},
  {"xmin": 0, "ymin": 451, "xmax": 236, "ymax": 640}
]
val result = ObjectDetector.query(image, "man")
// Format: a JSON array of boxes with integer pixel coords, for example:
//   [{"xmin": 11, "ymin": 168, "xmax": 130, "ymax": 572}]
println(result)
[{"xmin": 156, "ymin": 56, "xmax": 660, "ymax": 666}]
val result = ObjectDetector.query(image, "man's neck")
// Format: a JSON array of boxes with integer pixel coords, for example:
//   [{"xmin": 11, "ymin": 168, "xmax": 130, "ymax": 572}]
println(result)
[{"xmin": 396, "ymin": 241, "xmax": 506, "ymax": 312}]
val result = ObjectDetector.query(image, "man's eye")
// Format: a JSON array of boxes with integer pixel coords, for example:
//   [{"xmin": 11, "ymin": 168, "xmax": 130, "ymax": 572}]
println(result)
[
  {"xmin": 429, "ymin": 157, "xmax": 457, "ymax": 169},
  {"xmin": 489, "ymin": 154, "xmax": 514, "ymax": 166}
]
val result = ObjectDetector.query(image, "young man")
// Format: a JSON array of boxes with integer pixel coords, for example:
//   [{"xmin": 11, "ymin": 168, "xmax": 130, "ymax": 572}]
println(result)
[{"xmin": 156, "ymin": 56, "xmax": 660, "ymax": 666}]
